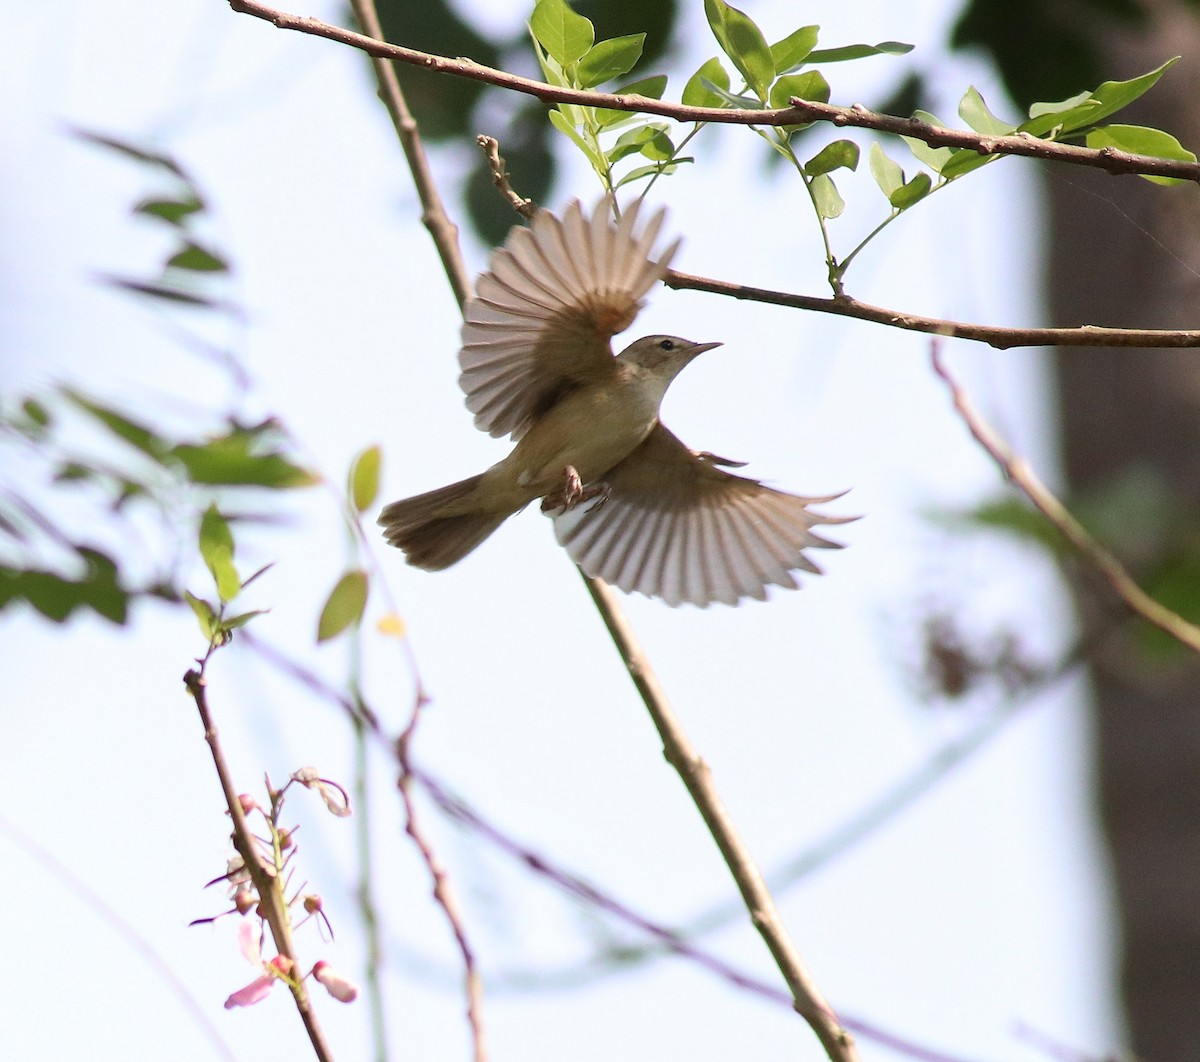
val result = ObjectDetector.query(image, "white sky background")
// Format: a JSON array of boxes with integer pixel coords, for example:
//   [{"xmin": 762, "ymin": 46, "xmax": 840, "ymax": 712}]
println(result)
[{"xmin": 0, "ymin": 2, "xmax": 1122, "ymax": 1060}]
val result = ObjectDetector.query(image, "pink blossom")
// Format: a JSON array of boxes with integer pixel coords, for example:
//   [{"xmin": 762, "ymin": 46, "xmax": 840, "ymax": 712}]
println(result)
[
  {"xmin": 312, "ymin": 960, "xmax": 359, "ymax": 1003},
  {"xmin": 223, "ymin": 920, "xmax": 292, "ymax": 1009}
]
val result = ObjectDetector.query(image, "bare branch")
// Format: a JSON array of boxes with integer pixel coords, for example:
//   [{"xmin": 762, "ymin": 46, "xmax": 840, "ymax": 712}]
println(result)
[
  {"xmin": 228, "ymin": 0, "xmax": 1200, "ymax": 184},
  {"xmin": 931, "ymin": 346, "xmax": 1200, "ymax": 656},
  {"xmin": 582, "ymin": 575, "xmax": 860, "ymax": 1062},
  {"xmin": 667, "ymin": 270, "xmax": 1200, "ymax": 349}
]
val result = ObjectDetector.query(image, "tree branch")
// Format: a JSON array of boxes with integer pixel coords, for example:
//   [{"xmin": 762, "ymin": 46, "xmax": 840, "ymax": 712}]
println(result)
[
  {"xmin": 931, "ymin": 346, "xmax": 1200, "ymax": 656},
  {"xmin": 228, "ymin": 0, "xmax": 1200, "ymax": 184},
  {"xmin": 667, "ymin": 270, "xmax": 1200, "ymax": 349}
]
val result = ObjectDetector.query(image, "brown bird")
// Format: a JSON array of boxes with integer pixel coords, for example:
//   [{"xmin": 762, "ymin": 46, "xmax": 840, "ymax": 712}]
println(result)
[{"xmin": 379, "ymin": 198, "xmax": 851, "ymax": 607}]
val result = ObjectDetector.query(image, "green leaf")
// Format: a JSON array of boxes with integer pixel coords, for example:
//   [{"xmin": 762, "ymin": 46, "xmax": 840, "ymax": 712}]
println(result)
[
  {"xmin": 135, "ymin": 196, "xmax": 204, "ymax": 225},
  {"xmin": 806, "ymin": 41, "xmax": 913, "ymax": 63},
  {"xmin": 72, "ymin": 128, "xmax": 188, "ymax": 177},
  {"xmin": 1021, "ymin": 58, "xmax": 1179, "ymax": 139},
  {"xmin": 682, "ymin": 57, "xmax": 730, "ymax": 108},
  {"xmin": 889, "ymin": 171, "xmax": 932, "ymax": 209},
  {"xmin": 770, "ymin": 70, "xmax": 830, "ymax": 111},
  {"xmin": 869, "ymin": 142, "xmax": 904, "ymax": 198},
  {"xmin": 698, "ymin": 79, "xmax": 765, "ymax": 110},
  {"xmin": 805, "ymin": 139, "xmax": 860, "ymax": 176},
  {"xmin": 901, "ymin": 110, "xmax": 956, "ymax": 174},
  {"xmin": 62, "ymin": 389, "xmax": 169, "ymax": 461},
  {"xmin": 0, "ymin": 562, "xmax": 129, "ymax": 625},
  {"xmin": 704, "ymin": 0, "xmax": 775, "ymax": 102},
  {"xmin": 317, "ymin": 570, "xmax": 369, "ymax": 642},
  {"xmin": 613, "ymin": 159, "xmax": 689, "ymax": 188},
  {"xmin": 199, "ymin": 504, "xmax": 240, "ymax": 603},
  {"xmin": 548, "ymin": 109, "xmax": 606, "ymax": 171},
  {"xmin": 607, "ymin": 125, "xmax": 658, "ymax": 163},
  {"xmin": 530, "ymin": 0, "xmax": 594, "ymax": 66},
  {"xmin": 810, "ymin": 173, "xmax": 844, "ymax": 219},
  {"xmin": 958, "ymin": 86, "xmax": 1015, "ymax": 135},
  {"xmin": 938, "ymin": 148, "xmax": 995, "ymax": 180},
  {"xmin": 349, "ymin": 445, "xmax": 382, "ymax": 513},
  {"xmin": 770, "ymin": 25, "xmax": 819, "ymax": 74},
  {"xmin": 1027, "ymin": 90, "xmax": 1091, "ymax": 121},
  {"xmin": 184, "ymin": 590, "xmax": 219, "ymax": 639},
  {"xmin": 171, "ymin": 428, "xmax": 317, "ymax": 489},
  {"xmin": 595, "ymin": 75, "xmax": 669, "ymax": 125},
  {"xmin": 100, "ymin": 276, "xmax": 219, "ymax": 308},
  {"xmin": 222, "ymin": 609, "xmax": 268, "ymax": 632},
  {"xmin": 167, "ymin": 242, "xmax": 228, "ymax": 273},
  {"xmin": 1086, "ymin": 123, "xmax": 1197, "ymax": 185},
  {"xmin": 20, "ymin": 398, "xmax": 51, "ymax": 429},
  {"xmin": 577, "ymin": 33, "xmax": 645, "ymax": 88}
]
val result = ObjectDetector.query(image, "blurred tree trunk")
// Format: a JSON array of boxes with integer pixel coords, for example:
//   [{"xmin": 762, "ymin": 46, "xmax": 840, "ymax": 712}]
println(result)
[{"xmin": 1047, "ymin": 5, "xmax": 1200, "ymax": 1058}]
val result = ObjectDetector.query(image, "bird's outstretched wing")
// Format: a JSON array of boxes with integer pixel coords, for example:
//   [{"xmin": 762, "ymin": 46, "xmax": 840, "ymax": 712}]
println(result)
[
  {"xmin": 553, "ymin": 425, "xmax": 853, "ymax": 607},
  {"xmin": 459, "ymin": 198, "xmax": 680, "ymax": 440}
]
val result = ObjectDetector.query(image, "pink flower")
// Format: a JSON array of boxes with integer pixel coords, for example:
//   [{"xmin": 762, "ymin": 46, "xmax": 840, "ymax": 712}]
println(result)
[
  {"xmin": 312, "ymin": 960, "xmax": 359, "ymax": 1003},
  {"xmin": 223, "ymin": 920, "xmax": 292, "ymax": 1009}
]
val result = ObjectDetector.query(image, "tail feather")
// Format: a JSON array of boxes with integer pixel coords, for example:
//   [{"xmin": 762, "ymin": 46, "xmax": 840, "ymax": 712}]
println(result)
[{"xmin": 378, "ymin": 475, "xmax": 509, "ymax": 570}]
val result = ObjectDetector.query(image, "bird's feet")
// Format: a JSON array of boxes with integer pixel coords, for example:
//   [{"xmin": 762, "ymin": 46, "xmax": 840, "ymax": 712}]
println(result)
[{"xmin": 540, "ymin": 465, "xmax": 610, "ymax": 515}]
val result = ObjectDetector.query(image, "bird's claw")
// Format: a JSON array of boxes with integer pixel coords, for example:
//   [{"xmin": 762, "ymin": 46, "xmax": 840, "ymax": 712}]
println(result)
[{"xmin": 541, "ymin": 466, "xmax": 609, "ymax": 515}]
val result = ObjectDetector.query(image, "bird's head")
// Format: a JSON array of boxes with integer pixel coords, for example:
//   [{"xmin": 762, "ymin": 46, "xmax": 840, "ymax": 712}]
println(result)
[{"xmin": 617, "ymin": 335, "xmax": 722, "ymax": 394}]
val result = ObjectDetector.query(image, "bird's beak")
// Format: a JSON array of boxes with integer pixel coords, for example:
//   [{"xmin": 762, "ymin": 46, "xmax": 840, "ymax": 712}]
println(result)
[{"xmin": 689, "ymin": 341, "xmax": 723, "ymax": 357}]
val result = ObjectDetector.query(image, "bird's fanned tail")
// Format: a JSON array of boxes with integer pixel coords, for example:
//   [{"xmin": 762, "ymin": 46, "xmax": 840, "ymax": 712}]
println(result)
[{"xmin": 377, "ymin": 475, "xmax": 508, "ymax": 571}]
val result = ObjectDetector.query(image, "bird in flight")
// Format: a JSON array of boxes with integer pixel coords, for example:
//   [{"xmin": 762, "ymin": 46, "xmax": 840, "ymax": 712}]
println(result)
[{"xmin": 379, "ymin": 197, "xmax": 851, "ymax": 607}]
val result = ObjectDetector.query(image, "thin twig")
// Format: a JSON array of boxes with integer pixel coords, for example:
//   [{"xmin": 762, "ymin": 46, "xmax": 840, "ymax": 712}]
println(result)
[
  {"xmin": 582, "ymin": 574, "xmax": 860, "ymax": 1062},
  {"xmin": 347, "ymin": 0, "xmax": 469, "ymax": 309},
  {"xmin": 931, "ymin": 346, "xmax": 1200, "ymax": 656},
  {"xmin": 227, "ymin": 0, "xmax": 1200, "ymax": 184},
  {"xmin": 241, "ymin": 632, "xmax": 986, "ymax": 1062},
  {"xmin": 397, "ymin": 698, "xmax": 488, "ymax": 1062},
  {"xmin": 183, "ymin": 665, "xmax": 335, "ymax": 1062},
  {"xmin": 666, "ymin": 269, "xmax": 1200, "ymax": 349}
]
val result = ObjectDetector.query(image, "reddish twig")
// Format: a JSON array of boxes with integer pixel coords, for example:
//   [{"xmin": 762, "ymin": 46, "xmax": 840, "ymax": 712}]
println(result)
[{"xmin": 931, "ymin": 345, "xmax": 1200, "ymax": 656}]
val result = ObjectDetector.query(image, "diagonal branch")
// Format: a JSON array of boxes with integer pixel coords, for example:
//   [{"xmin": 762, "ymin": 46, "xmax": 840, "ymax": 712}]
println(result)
[
  {"xmin": 931, "ymin": 345, "xmax": 1200, "ymax": 656},
  {"xmin": 228, "ymin": 0, "xmax": 1200, "ymax": 184}
]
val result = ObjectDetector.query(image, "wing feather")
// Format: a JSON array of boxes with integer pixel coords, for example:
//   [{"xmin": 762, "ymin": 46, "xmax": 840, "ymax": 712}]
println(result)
[
  {"xmin": 554, "ymin": 425, "xmax": 852, "ymax": 607},
  {"xmin": 459, "ymin": 198, "xmax": 678, "ymax": 440}
]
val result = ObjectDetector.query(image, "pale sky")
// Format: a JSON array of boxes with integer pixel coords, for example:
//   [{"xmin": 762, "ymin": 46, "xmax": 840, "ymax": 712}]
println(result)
[{"xmin": 1, "ymin": 2, "xmax": 1118, "ymax": 1060}]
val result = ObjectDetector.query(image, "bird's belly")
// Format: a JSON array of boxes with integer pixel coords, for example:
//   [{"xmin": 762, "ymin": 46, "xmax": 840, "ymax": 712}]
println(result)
[{"xmin": 505, "ymin": 384, "xmax": 657, "ymax": 496}]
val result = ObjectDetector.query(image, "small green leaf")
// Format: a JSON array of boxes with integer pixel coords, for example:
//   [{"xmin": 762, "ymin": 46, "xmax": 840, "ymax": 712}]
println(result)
[
  {"xmin": 1027, "ymin": 90, "xmax": 1091, "ymax": 121},
  {"xmin": 184, "ymin": 590, "xmax": 219, "ymax": 639},
  {"xmin": 698, "ymin": 79, "xmax": 765, "ymax": 110},
  {"xmin": 318, "ymin": 570, "xmax": 369, "ymax": 642},
  {"xmin": 958, "ymin": 86, "xmax": 1015, "ymax": 135},
  {"xmin": 100, "ymin": 276, "xmax": 218, "ymax": 308},
  {"xmin": 73, "ymin": 128, "xmax": 188, "ymax": 177},
  {"xmin": 770, "ymin": 25, "xmax": 819, "ymax": 74},
  {"xmin": 20, "ymin": 398, "xmax": 51, "ymax": 429},
  {"xmin": 530, "ymin": 0, "xmax": 594, "ymax": 66},
  {"xmin": 704, "ymin": 0, "xmax": 775, "ymax": 102},
  {"xmin": 607, "ymin": 125, "xmax": 658, "ymax": 163},
  {"xmin": 595, "ymin": 75, "xmax": 669, "ymax": 125},
  {"xmin": 135, "ymin": 196, "xmax": 205, "ymax": 225},
  {"xmin": 806, "ymin": 40, "xmax": 913, "ymax": 63},
  {"xmin": 62, "ymin": 389, "xmax": 169, "ymax": 461},
  {"xmin": 938, "ymin": 148, "xmax": 995, "ymax": 180},
  {"xmin": 171, "ymin": 429, "xmax": 317, "ymax": 489},
  {"xmin": 810, "ymin": 173, "xmax": 845, "ymax": 219},
  {"xmin": 770, "ymin": 71, "xmax": 830, "ymax": 110},
  {"xmin": 548, "ymin": 109, "xmax": 606, "ymax": 171},
  {"xmin": 805, "ymin": 139, "xmax": 860, "ymax": 176},
  {"xmin": 200, "ymin": 505, "xmax": 240, "ymax": 603},
  {"xmin": 613, "ymin": 159, "xmax": 689, "ymax": 188},
  {"xmin": 222, "ymin": 609, "xmax": 268, "ymax": 632},
  {"xmin": 167, "ymin": 242, "xmax": 228, "ymax": 273},
  {"xmin": 1086, "ymin": 123, "xmax": 1197, "ymax": 185},
  {"xmin": 901, "ymin": 110, "xmax": 956, "ymax": 173},
  {"xmin": 349, "ymin": 445, "xmax": 382, "ymax": 513},
  {"xmin": 889, "ymin": 171, "xmax": 932, "ymax": 209},
  {"xmin": 577, "ymin": 34, "xmax": 645, "ymax": 88},
  {"xmin": 1021, "ymin": 59, "xmax": 1179, "ymax": 139},
  {"xmin": 682, "ymin": 57, "xmax": 729, "ymax": 108},
  {"xmin": 869, "ymin": 142, "xmax": 904, "ymax": 198}
]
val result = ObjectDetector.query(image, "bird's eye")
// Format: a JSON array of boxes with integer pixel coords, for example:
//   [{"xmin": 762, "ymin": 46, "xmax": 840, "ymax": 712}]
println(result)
[{"xmin": 658, "ymin": 338, "xmax": 676, "ymax": 351}]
